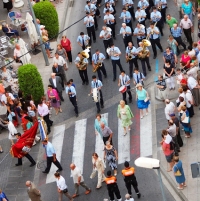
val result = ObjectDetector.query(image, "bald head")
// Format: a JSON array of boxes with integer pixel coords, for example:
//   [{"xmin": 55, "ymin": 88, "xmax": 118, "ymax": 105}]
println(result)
[
  {"xmin": 122, "ymin": 23, "xmax": 126, "ymax": 28},
  {"xmin": 51, "ymin": 73, "xmax": 56, "ymax": 78},
  {"xmin": 25, "ymin": 181, "xmax": 31, "ymax": 187},
  {"xmin": 53, "ymin": 63, "xmax": 58, "ymax": 67},
  {"xmin": 100, "ymin": 122, "xmax": 105, "ymax": 129},
  {"xmin": 70, "ymin": 163, "xmax": 76, "ymax": 170}
]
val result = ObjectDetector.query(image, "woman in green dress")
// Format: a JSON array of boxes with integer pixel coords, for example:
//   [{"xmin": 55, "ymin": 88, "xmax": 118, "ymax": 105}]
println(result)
[{"xmin": 117, "ymin": 100, "xmax": 134, "ymax": 135}]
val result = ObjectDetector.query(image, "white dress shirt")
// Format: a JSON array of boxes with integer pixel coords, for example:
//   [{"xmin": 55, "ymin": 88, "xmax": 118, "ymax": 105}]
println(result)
[
  {"xmin": 135, "ymin": 10, "xmax": 146, "ymax": 22},
  {"xmin": 71, "ymin": 167, "xmax": 84, "ymax": 183},
  {"xmin": 187, "ymin": 76, "xmax": 198, "ymax": 90},
  {"xmin": 104, "ymin": 14, "xmax": 115, "ymax": 25},
  {"xmin": 52, "ymin": 78, "xmax": 56, "ymax": 87},
  {"xmin": 53, "ymin": 56, "xmax": 66, "ymax": 66},
  {"xmin": 165, "ymin": 102, "xmax": 175, "ymax": 120},
  {"xmin": 99, "ymin": 30, "xmax": 112, "ymax": 40},
  {"xmin": 38, "ymin": 103, "xmax": 49, "ymax": 116},
  {"xmin": 56, "ymin": 176, "xmax": 68, "ymax": 190},
  {"xmin": 185, "ymin": 90, "xmax": 193, "ymax": 107},
  {"xmin": 119, "ymin": 74, "xmax": 130, "ymax": 86}
]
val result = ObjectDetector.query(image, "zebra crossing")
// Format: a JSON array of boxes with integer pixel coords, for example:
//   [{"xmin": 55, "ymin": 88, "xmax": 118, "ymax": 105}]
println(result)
[{"xmin": 45, "ymin": 112, "xmax": 152, "ymax": 184}]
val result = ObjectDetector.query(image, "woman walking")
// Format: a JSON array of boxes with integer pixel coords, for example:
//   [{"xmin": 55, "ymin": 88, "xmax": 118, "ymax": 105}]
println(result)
[
  {"xmin": 167, "ymin": 35, "xmax": 178, "ymax": 55},
  {"xmin": 163, "ymin": 60, "xmax": 175, "ymax": 90},
  {"xmin": 117, "ymin": 100, "xmax": 134, "ymax": 135},
  {"xmin": 56, "ymin": 44, "xmax": 68, "ymax": 61},
  {"xmin": 136, "ymin": 83, "xmax": 150, "ymax": 119},
  {"xmin": 91, "ymin": 153, "xmax": 106, "ymax": 189},
  {"xmin": 47, "ymin": 85, "xmax": 62, "ymax": 116},
  {"xmin": 94, "ymin": 114, "xmax": 107, "ymax": 138},
  {"xmin": 104, "ymin": 141, "xmax": 118, "ymax": 176},
  {"xmin": 173, "ymin": 156, "xmax": 186, "ymax": 190},
  {"xmin": 60, "ymin": 36, "xmax": 72, "ymax": 64}
]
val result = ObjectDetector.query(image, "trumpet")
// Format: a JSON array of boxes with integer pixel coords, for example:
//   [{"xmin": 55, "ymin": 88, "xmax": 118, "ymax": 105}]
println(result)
[{"xmin": 104, "ymin": 27, "xmax": 112, "ymax": 39}]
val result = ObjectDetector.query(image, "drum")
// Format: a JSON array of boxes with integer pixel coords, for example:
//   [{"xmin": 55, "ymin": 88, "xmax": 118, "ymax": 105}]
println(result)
[
  {"xmin": 119, "ymin": 86, "xmax": 127, "ymax": 93},
  {"xmin": 92, "ymin": 88, "xmax": 99, "ymax": 102}
]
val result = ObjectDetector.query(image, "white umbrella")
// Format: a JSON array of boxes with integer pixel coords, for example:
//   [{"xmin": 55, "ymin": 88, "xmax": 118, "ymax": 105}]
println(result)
[
  {"xmin": 18, "ymin": 38, "xmax": 31, "ymax": 64},
  {"xmin": 25, "ymin": 12, "xmax": 38, "ymax": 45}
]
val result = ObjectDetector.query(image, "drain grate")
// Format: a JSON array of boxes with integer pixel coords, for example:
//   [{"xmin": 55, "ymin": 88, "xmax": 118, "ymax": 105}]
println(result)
[{"xmin": 69, "ymin": 0, "xmax": 74, "ymax": 7}]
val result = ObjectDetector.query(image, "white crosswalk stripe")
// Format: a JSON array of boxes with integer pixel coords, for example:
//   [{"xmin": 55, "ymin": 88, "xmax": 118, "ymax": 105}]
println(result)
[{"xmin": 45, "ymin": 112, "xmax": 153, "ymax": 184}]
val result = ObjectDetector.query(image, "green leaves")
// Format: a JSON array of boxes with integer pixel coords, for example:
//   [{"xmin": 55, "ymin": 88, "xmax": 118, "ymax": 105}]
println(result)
[
  {"xmin": 33, "ymin": 1, "xmax": 59, "ymax": 39},
  {"xmin": 18, "ymin": 64, "xmax": 44, "ymax": 103}
]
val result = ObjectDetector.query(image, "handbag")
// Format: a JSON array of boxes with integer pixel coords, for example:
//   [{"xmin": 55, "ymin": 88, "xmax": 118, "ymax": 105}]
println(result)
[
  {"xmin": 144, "ymin": 97, "xmax": 149, "ymax": 102},
  {"xmin": 174, "ymin": 165, "xmax": 182, "ymax": 176},
  {"xmin": 52, "ymin": 98, "xmax": 57, "ymax": 103},
  {"xmin": 90, "ymin": 169, "xmax": 97, "ymax": 179},
  {"xmin": 182, "ymin": 116, "xmax": 189, "ymax": 124}
]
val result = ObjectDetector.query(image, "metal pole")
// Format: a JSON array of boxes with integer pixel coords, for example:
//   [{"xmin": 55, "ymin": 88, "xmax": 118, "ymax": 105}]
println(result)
[
  {"xmin": 27, "ymin": 0, "xmax": 49, "ymax": 66},
  {"xmin": 157, "ymin": 169, "xmax": 167, "ymax": 201}
]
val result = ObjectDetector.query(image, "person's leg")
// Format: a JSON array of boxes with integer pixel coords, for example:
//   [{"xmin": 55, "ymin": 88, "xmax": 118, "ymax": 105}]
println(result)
[
  {"xmin": 97, "ymin": 170, "xmax": 103, "ymax": 187},
  {"xmin": 155, "ymin": 38, "xmax": 163, "ymax": 51},
  {"xmin": 112, "ymin": 60, "xmax": 117, "ymax": 81},
  {"xmin": 127, "ymin": 86, "xmax": 132, "ymax": 102},
  {"xmin": 97, "ymin": 68, "xmax": 102, "ymax": 82},
  {"xmin": 108, "ymin": 189, "xmax": 115, "ymax": 201},
  {"xmin": 58, "ymin": 191, "xmax": 63, "ymax": 201},
  {"xmin": 79, "ymin": 70, "xmax": 85, "ymax": 83},
  {"xmin": 67, "ymin": 51, "xmax": 72, "ymax": 63},
  {"xmin": 83, "ymin": 69, "xmax": 89, "ymax": 83},
  {"xmin": 99, "ymin": 90, "xmax": 104, "ymax": 107},
  {"xmin": 141, "ymin": 60, "xmax": 147, "ymax": 76},
  {"xmin": 117, "ymin": 59, "xmax": 123, "ymax": 72},
  {"xmin": 122, "ymin": 91, "xmax": 127, "ymax": 105},
  {"xmin": 129, "ymin": 60, "xmax": 134, "ymax": 78},
  {"xmin": 125, "ymin": 182, "xmax": 132, "ymax": 196},
  {"xmin": 150, "ymin": 39, "xmax": 157, "ymax": 57},
  {"xmin": 25, "ymin": 153, "xmax": 36, "ymax": 165},
  {"xmin": 53, "ymin": 159, "xmax": 63, "ymax": 171},
  {"xmin": 74, "ymin": 183, "xmax": 79, "ymax": 195},
  {"xmin": 114, "ymin": 185, "xmax": 122, "ymax": 200},
  {"xmin": 44, "ymin": 157, "xmax": 53, "ymax": 173},
  {"xmin": 80, "ymin": 181, "xmax": 90, "ymax": 191},
  {"xmin": 63, "ymin": 189, "xmax": 73, "ymax": 200},
  {"xmin": 100, "ymin": 63, "xmax": 107, "ymax": 77}
]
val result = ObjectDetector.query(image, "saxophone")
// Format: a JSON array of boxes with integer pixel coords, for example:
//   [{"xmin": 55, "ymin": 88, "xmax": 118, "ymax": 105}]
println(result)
[{"xmin": 126, "ymin": 47, "xmax": 133, "ymax": 63}]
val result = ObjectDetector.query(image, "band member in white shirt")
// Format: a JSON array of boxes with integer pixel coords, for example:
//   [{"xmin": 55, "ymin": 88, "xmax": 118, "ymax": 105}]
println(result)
[
  {"xmin": 107, "ymin": 43, "xmax": 124, "ymax": 81},
  {"xmin": 126, "ymin": 42, "xmax": 138, "ymax": 78},
  {"xmin": 137, "ymin": 0, "xmax": 150, "ymax": 19},
  {"xmin": 133, "ymin": 23, "xmax": 146, "ymax": 46},
  {"xmin": 118, "ymin": 70, "xmax": 132, "ymax": 104},
  {"xmin": 99, "ymin": 26, "xmax": 113, "ymax": 58},
  {"xmin": 92, "ymin": 49, "xmax": 107, "ymax": 82},
  {"xmin": 120, "ymin": 23, "xmax": 133, "ymax": 48},
  {"xmin": 91, "ymin": 75, "xmax": 104, "ymax": 113},
  {"xmin": 120, "ymin": 8, "xmax": 133, "ymax": 32},
  {"xmin": 135, "ymin": 6, "xmax": 146, "ymax": 26},
  {"xmin": 104, "ymin": 9, "xmax": 116, "ymax": 39},
  {"xmin": 154, "ymin": 0, "xmax": 167, "ymax": 22},
  {"xmin": 150, "ymin": 7, "xmax": 164, "ymax": 36},
  {"xmin": 122, "ymin": 0, "xmax": 135, "ymax": 21},
  {"xmin": 103, "ymin": 2, "xmax": 115, "ymax": 15},
  {"xmin": 84, "ymin": 12, "xmax": 96, "ymax": 44},
  {"xmin": 74, "ymin": 52, "xmax": 89, "ymax": 85},
  {"xmin": 85, "ymin": 0, "xmax": 98, "ymax": 30}
]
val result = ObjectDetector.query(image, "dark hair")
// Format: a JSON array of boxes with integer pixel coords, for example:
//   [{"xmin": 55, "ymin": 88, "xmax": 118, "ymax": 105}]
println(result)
[
  {"xmin": 137, "ymin": 6, "xmax": 140, "ymax": 9},
  {"xmin": 121, "ymin": 70, "xmax": 125, "ymax": 74},
  {"xmin": 38, "ymin": 100, "xmax": 43, "ymax": 105},
  {"xmin": 86, "ymin": 11, "xmax": 89, "ymax": 15},
  {"xmin": 153, "ymin": 6, "xmax": 157, "ymax": 10},
  {"xmin": 92, "ymin": 153, "xmax": 98, "ymax": 157},
  {"xmin": 48, "ymin": 85, "xmax": 53, "ymax": 88},
  {"xmin": 134, "ymin": 68, "xmax": 138, "ymax": 71},
  {"xmin": 107, "ymin": 170, "xmax": 111, "ymax": 176},
  {"xmin": 69, "ymin": 79, "xmax": 73, "ymax": 82},
  {"xmin": 176, "ymin": 68, "xmax": 181, "ymax": 71},
  {"xmin": 182, "ymin": 86, "xmax": 188, "ymax": 92},
  {"xmin": 4, "ymin": 118, "xmax": 9, "ymax": 122},
  {"xmin": 54, "ymin": 172, "xmax": 60, "ymax": 177},
  {"xmin": 124, "ymin": 161, "xmax": 129, "ymax": 167},
  {"xmin": 150, "ymin": 22, "xmax": 155, "ymax": 26},
  {"xmin": 105, "ymin": 9, "xmax": 110, "ymax": 13},
  {"xmin": 162, "ymin": 130, "xmax": 168, "ymax": 136},
  {"xmin": 95, "ymin": 49, "xmax": 99, "ymax": 52},
  {"xmin": 67, "ymin": 81, "xmax": 71, "ymax": 85},
  {"xmin": 42, "ymin": 139, "xmax": 48, "ymax": 143},
  {"xmin": 24, "ymin": 116, "xmax": 33, "ymax": 122},
  {"xmin": 165, "ymin": 59, "xmax": 171, "ymax": 64},
  {"xmin": 122, "ymin": 7, "xmax": 126, "ymax": 10},
  {"xmin": 187, "ymin": 45, "xmax": 192, "ymax": 51},
  {"xmin": 96, "ymin": 113, "xmax": 101, "ymax": 118},
  {"xmin": 80, "ymin": 32, "xmax": 84, "ymax": 35},
  {"xmin": 15, "ymin": 132, "xmax": 21, "ymax": 137},
  {"xmin": 179, "ymin": 96, "xmax": 184, "ymax": 102},
  {"xmin": 92, "ymin": 75, "xmax": 97, "ymax": 79}
]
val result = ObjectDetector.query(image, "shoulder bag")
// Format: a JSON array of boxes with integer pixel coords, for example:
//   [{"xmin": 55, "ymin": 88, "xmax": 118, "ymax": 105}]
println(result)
[{"xmin": 174, "ymin": 165, "xmax": 182, "ymax": 176}]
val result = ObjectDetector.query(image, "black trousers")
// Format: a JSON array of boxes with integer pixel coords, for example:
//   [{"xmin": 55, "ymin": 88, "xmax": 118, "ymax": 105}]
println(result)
[
  {"xmin": 45, "ymin": 156, "xmax": 63, "ymax": 173},
  {"xmin": 78, "ymin": 69, "xmax": 89, "ymax": 83},
  {"xmin": 126, "ymin": 21, "xmax": 133, "ymax": 33},
  {"xmin": 123, "ymin": 35, "xmax": 133, "ymax": 49},
  {"xmin": 96, "ymin": 89, "xmax": 104, "ymax": 111},
  {"xmin": 103, "ymin": 38, "xmax": 113, "ymax": 58},
  {"xmin": 183, "ymin": 28, "xmax": 193, "ymax": 46},
  {"xmin": 97, "ymin": 63, "xmax": 107, "ymax": 82},
  {"xmin": 87, "ymin": 26, "xmax": 96, "ymax": 44},
  {"xmin": 122, "ymin": 86, "xmax": 132, "ymax": 104},
  {"xmin": 94, "ymin": 15, "xmax": 98, "ymax": 29},
  {"xmin": 108, "ymin": 184, "xmax": 121, "ymax": 200},
  {"xmin": 103, "ymin": 135, "xmax": 112, "ymax": 145},
  {"xmin": 57, "ymin": 90, "xmax": 64, "ymax": 101},
  {"xmin": 66, "ymin": 51, "xmax": 72, "ymax": 63},
  {"xmin": 174, "ymin": 36, "xmax": 186, "ymax": 53},
  {"xmin": 140, "ymin": 57, "xmax": 151, "ymax": 76},
  {"xmin": 43, "ymin": 113, "xmax": 53, "ymax": 133},
  {"xmin": 111, "ymin": 59, "xmax": 124, "ymax": 80},
  {"xmin": 129, "ymin": 58, "xmax": 138, "ymax": 77},
  {"xmin": 156, "ymin": 20, "xmax": 164, "ymax": 35},
  {"xmin": 107, "ymin": 24, "xmax": 116, "ymax": 38},
  {"xmin": 137, "ymin": 37, "xmax": 146, "ymax": 47},
  {"xmin": 161, "ymin": 8, "xmax": 167, "ymax": 22},
  {"xmin": 18, "ymin": 153, "xmax": 35, "ymax": 165},
  {"xmin": 125, "ymin": 180, "xmax": 139, "ymax": 196},
  {"xmin": 187, "ymin": 105, "xmax": 194, "ymax": 117},
  {"xmin": 128, "ymin": 7, "xmax": 135, "ymax": 20},
  {"xmin": 172, "ymin": 136, "xmax": 180, "ymax": 156},
  {"xmin": 145, "ymin": 7, "xmax": 150, "ymax": 19},
  {"xmin": 150, "ymin": 38, "xmax": 163, "ymax": 56},
  {"xmin": 69, "ymin": 96, "xmax": 78, "ymax": 115}
]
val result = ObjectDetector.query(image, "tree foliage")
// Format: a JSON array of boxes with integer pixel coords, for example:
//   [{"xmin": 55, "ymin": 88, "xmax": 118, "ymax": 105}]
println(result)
[
  {"xmin": 18, "ymin": 64, "xmax": 44, "ymax": 103},
  {"xmin": 33, "ymin": 1, "xmax": 59, "ymax": 39}
]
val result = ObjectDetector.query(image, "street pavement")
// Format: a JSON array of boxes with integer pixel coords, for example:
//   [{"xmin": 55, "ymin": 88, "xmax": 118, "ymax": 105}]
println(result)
[{"xmin": 0, "ymin": 0, "xmax": 198, "ymax": 200}]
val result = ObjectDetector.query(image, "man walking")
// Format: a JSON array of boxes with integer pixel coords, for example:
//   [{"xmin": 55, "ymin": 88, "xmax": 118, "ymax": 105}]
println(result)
[
  {"xmin": 70, "ymin": 163, "xmax": 91, "ymax": 198},
  {"xmin": 180, "ymin": 15, "xmax": 193, "ymax": 47},
  {"xmin": 100, "ymin": 122, "xmax": 113, "ymax": 145},
  {"xmin": 49, "ymin": 73, "xmax": 64, "ymax": 102},
  {"xmin": 156, "ymin": 75, "xmax": 167, "ymax": 101},
  {"xmin": 54, "ymin": 172, "xmax": 74, "ymax": 201},
  {"xmin": 121, "ymin": 161, "xmax": 141, "ymax": 199},
  {"xmin": 26, "ymin": 181, "xmax": 42, "ymax": 201},
  {"xmin": 42, "ymin": 139, "xmax": 63, "ymax": 174},
  {"xmin": 105, "ymin": 170, "xmax": 122, "ymax": 201},
  {"xmin": 65, "ymin": 81, "xmax": 79, "ymax": 117}
]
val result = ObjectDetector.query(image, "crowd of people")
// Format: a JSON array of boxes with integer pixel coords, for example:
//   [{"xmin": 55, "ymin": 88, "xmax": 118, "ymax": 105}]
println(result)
[{"xmin": 0, "ymin": 0, "xmax": 200, "ymax": 200}]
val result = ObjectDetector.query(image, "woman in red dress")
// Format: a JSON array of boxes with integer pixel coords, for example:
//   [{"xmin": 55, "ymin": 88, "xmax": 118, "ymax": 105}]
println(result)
[{"xmin": 60, "ymin": 35, "xmax": 72, "ymax": 64}]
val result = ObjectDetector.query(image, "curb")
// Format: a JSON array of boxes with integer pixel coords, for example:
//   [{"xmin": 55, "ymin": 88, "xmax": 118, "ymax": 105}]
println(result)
[{"xmin": 151, "ymin": 87, "xmax": 188, "ymax": 201}]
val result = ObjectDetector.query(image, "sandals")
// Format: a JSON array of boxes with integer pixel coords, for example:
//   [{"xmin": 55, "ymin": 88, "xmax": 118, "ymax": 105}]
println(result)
[{"xmin": 177, "ymin": 187, "xmax": 184, "ymax": 190}]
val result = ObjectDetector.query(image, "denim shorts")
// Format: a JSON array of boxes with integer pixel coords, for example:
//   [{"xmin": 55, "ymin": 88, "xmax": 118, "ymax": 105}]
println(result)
[
  {"xmin": 165, "ymin": 152, "xmax": 174, "ymax": 163},
  {"xmin": 44, "ymin": 42, "xmax": 50, "ymax": 50}
]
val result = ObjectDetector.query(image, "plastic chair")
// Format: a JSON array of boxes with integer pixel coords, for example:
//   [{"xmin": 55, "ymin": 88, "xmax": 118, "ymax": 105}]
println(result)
[{"xmin": 8, "ymin": 11, "xmax": 22, "ymax": 21}]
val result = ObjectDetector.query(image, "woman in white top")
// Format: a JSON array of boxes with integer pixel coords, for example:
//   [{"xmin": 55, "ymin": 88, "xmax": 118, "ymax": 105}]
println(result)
[
  {"xmin": 4, "ymin": 118, "xmax": 17, "ymax": 145},
  {"xmin": 92, "ymin": 153, "xmax": 106, "ymax": 189},
  {"xmin": 54, "ymin": 172, "xmax": 73, "ymax": 201}
]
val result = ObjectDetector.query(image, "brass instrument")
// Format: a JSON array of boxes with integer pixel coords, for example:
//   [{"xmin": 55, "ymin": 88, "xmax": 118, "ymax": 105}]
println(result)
[
  {"xmin": 93, "ymin": 61, "xmax": 102, "ymax": 73},
  {"xmin": 125, "ymin": 3, "xmax": 129, "ymax": 10},
  {"xmin": 106, "ymin": 47, "xmax": 117, "ymax": 57},
  {"xmin": 76, "ymin": 47, "xmax": 91, "ymax": 70},
  {"xmin": 104, "ymin": 27, "xmax": 112, "ymax": 39},
  {"xmin": 146, "ymin": 22, "xmax": 157, "ymax": 40},
  {"xmin": 138, "ymin": 39, "xmax": 151, "ymax": 59},
  {"xmin": 126, "ymin": 47, "xmax": 133, "ymax": 63}
]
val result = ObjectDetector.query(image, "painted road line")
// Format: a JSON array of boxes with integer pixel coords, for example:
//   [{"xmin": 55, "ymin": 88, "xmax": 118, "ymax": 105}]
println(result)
[
  {"xmin": 71, "ymin": 119, "xmax": 87, "ymax": 174},
  {"xmin": 140, "ymin": 107, "xmax": 152, "ymax": 157},
  {"xmin": 46, "ymin": 124, "xmax": 65, "ymax": 184},
  {"xmin": 95, "ymin": 113, "xmax": 108, "ymax": 165},
  {"xmin": 118, "ymin": 119, "xmax": 130, "ymax": 164}
]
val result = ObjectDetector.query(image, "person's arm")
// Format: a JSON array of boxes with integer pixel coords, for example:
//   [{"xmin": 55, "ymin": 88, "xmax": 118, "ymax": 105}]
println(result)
[
  {"xmin": 109, "ymin": 132, "xmax": 113, "ymax": 141},
  {"xmin": 114, "ymin": 149, "xmax": 118, "ymax": 160},
  {"xmin": 33, "ymin": 188, "xmax": 41, "ymax": 196},
  {"xmin": 169, "ymin": 68, "xmax": 174, "ymax": 76},
  {"xmin": 53, "ymin": 153, "xmax": 56, "ymax": 162}
]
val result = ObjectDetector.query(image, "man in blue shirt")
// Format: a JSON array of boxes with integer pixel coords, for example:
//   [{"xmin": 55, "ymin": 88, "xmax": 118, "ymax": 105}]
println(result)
[
  {"xmin": 42, "ymin": 140, "xmax": 63, "ymax": 174},
  {"xmin": 120, "ymin": 8, "xmax": 133, "ymax": 32},
  {"xmin": 120, "ymin": 23, "xmax": 133, "ymax": 48},
  {"xmin": 90, "ymin": 75, "xmax": 104, "ymax": 113},
  {"xmin": 66, "ymin": 81, "xmax": 79, "ymax": 117},
  {"xmin": 92, "ymin": 49, "xmax": 107, "ymax": 82}
]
